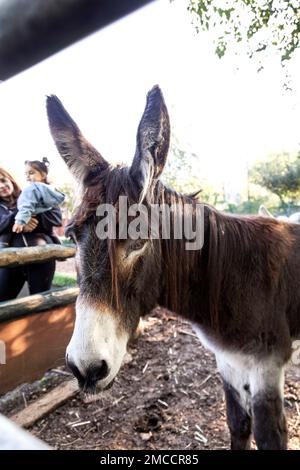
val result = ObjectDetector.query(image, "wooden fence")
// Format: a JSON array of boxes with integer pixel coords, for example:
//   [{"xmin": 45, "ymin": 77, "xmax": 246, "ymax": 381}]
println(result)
[{"xmin": 0, "ymin": 245, "xmax": 78, "ymax": 395}]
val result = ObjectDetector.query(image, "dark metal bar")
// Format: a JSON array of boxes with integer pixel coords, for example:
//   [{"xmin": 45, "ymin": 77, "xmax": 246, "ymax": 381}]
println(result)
[{"xmin": 0, "ymin": 0, "xmax": 155, "ymax": 81}]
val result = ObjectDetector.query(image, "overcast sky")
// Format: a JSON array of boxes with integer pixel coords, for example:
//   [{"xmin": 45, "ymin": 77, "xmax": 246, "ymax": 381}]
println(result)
[{"xmin": 1, "ymin": 0, "xmax": 300, "ymax": 196}]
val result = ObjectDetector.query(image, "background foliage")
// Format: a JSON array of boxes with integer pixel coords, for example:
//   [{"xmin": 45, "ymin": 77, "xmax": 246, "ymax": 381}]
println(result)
[{"xmin": 188, "ymin": 0, "xmax": 300, "ymax": 69}]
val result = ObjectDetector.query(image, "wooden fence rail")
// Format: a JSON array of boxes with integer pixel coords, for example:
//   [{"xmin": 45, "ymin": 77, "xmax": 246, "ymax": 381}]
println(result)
[
  {"xmin": 0, "ymin": 287, "xmax": 79, "ymax": 323},
  {"xmin": 0, "ymin": 244, "xmax": 76, "ymax": 267}
]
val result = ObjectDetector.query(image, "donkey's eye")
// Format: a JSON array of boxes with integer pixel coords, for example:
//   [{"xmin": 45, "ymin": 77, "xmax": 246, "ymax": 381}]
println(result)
[
  {"xmin": 130, "ymin": 239, "xmax": 147, "ymax": 252},
  {"xmin": 122, "ymin": 239, "xmax": 147, "ymax": 262}
]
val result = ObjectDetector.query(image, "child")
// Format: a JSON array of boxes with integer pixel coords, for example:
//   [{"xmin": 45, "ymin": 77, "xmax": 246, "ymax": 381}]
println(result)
[{"xmin": 12, "ymin": 158, "xmax": 65, "ymax": 233}]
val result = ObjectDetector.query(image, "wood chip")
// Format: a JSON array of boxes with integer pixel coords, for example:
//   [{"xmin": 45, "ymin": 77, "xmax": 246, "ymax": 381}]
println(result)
[
  {"xmin": 113, "ymin": 396, "xmax": 125, "ymax": 406},
  {"xmin": 195, "ymin": 424, "xmax": 204, "ymax": 433},
  {"xmin": 71, "ymin": 420, "xmax": 91, "ymax": 428},
  {"xmin": 140, "ymin": 432, "xmax": 152, "ymax": 441},
  {"xmin": 157, "ymin": 399, "xmax": 168, "ymax": 408},
  {"xmin": 22, "ymin": 392, "xmax": 28, "ymax": 408},
  {"xmin": 178, "ymin": 329, "xmax": 198, "ymax": 338},
  {"xmin": 194, "ymin": 431, "xmax": 208, "ymax": 444},
  {"xmin": 199, "ymin": 374, "xmax": 212, "ymax": 388}
]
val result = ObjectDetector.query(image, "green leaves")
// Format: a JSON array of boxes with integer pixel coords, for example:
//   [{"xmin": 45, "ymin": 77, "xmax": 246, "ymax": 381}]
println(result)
[
  {"xmin": 250, "ymin": 152, "xmax": 300, "ymax": 207},
  {"xmin": 188, "ymin": 0, "xmax": 300, "ymax": 66},
  {"xmin": 215, "ymin": 40, "xmax": 227, "ymax": 58}
]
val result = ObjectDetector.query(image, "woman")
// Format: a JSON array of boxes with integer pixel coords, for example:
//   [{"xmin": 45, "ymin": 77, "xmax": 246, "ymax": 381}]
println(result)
[{"xmin": 0, "ymin": 167, "xmax": 63, "ymax": 301}]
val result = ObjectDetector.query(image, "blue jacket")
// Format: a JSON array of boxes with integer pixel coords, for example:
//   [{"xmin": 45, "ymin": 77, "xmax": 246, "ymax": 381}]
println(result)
[{"xmin": 15, "ymin": 182, "xmax": 65, "ymax": 225}]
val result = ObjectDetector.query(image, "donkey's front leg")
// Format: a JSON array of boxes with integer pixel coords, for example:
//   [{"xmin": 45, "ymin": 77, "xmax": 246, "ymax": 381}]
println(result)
[
  {"xmin": 223, "ymin": 380, "xmax": 252, "ymax": 449},
  {"xmin": 251, "ymin": 365, "xmax": 287, "ymax": 450},
  {"xmin": 217, "ymin": 356, "xmax": 252, "ymax": 450}
]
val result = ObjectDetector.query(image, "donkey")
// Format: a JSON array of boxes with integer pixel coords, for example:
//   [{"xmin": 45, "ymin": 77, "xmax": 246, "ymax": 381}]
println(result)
[
  {"xmin": 47, "ymin": 86, "xmax": 300, "ymax": 450},
  {"xmin": 259, "ymin": 205, "xmax": 300, "ymax": 224}
]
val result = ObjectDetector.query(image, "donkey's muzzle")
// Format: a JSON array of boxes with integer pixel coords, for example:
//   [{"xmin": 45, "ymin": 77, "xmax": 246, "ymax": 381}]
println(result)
[{"xmin": 66, "ymin": 355, "xmax": 109, "ymax": 391}]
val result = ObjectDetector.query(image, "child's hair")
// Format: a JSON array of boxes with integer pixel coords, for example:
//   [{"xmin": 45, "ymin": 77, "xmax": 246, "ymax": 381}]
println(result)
[{"xmin": 25, "ymin": 157, "xmax": 50, "ymax": 183}]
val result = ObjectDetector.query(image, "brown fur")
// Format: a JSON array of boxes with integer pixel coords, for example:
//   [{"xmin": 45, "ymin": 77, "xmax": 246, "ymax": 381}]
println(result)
[{"xmin": 68, "ymin": 165, "xmax": 300, "ymax": 363}]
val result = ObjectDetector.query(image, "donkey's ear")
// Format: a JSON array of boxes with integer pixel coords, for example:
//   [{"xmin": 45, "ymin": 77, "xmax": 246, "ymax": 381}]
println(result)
[
  {"xmin": 46, "ymin": 95, "xmax": 108, "ymax": 183},
  {"xmin": 130, "ymin": 86, "xmax": 170, "ymax": 200},
  {"xmin": 258, "ymin": 205, "xmax": 274, "ymax": 218}
]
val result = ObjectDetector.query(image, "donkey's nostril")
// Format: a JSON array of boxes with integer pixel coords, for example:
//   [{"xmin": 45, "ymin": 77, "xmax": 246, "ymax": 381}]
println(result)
[
  {"xmin": 66, "ymin": 356, "xmax": 85, "ymax": 387},
  {"xmin": 86, "ymin": 361, "xmax": 109, "ymax": 384},
  {"xmin": 66, "ymin": 355, "xmax": 109, "ymax": 390}
]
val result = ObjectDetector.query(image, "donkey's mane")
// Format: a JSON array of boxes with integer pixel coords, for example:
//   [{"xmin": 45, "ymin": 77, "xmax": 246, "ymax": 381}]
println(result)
[
  {"xmin": 71, "ymin": 166, "xmax": 293, "ymax": 332},
  {"xmin": 72, "ymin": 165, "xmax": 198, "ymax": 226}
]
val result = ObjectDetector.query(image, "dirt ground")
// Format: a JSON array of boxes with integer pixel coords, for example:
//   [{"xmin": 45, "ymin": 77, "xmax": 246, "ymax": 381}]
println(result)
[{"xmin": 1, "ymin": 307, "xmax": 300, "ymax": 450}]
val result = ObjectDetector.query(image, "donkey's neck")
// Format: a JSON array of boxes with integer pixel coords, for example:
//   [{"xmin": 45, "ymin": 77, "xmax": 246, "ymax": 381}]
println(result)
[{"xmin": 159, "ymin": 201, "xmax": 296, "ymax": 340}]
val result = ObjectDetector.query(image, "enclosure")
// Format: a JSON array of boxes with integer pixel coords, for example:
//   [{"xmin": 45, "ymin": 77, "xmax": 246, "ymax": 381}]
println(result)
[{"xmin": 1, "ymin": 0, "xmax": 300, "ymax": 453}]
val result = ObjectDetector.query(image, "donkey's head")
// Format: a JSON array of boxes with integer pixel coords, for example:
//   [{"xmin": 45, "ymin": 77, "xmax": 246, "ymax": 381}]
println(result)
[{"xmin": 47, "ymin": 86, "xmax": 171, "ymax": 392}]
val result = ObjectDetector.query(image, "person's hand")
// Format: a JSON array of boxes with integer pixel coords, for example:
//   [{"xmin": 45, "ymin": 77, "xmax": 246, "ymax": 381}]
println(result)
[
  {"xmin": 12, "ymin": 223, "xmax": 25, "ymax": 233},
  {"xmin": 23, "ymin": 217, "xmax": 38, "ymax": 233}
]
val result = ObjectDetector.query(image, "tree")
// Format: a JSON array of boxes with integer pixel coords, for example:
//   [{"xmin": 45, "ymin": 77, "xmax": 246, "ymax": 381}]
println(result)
[
  {"xmin": 59, "ymin": 182, "xmax": 78, "ymax": 218},
  {"xmin": 188, "ymin": 1, "xmax": 300, "ymax": 67},
  {"xmin": 162, "ymin": 136, "xmax": 225, "ymax": 205},
  {"xmin": 250, "ymin": 152, "xmax": 300, "ymax": 211},
  {"xmin": 162, "ymin": 137, "xmax": 201, "ymax": 194}
]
